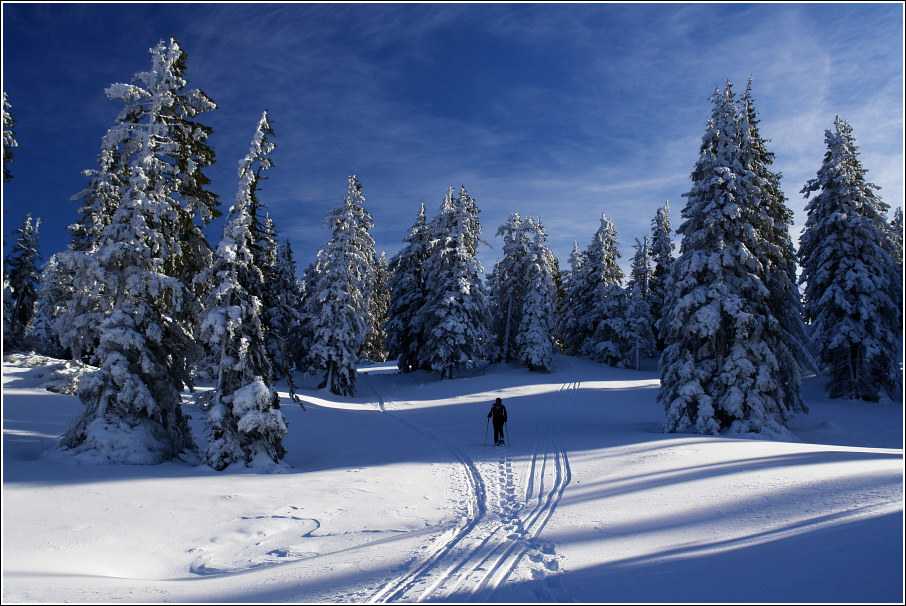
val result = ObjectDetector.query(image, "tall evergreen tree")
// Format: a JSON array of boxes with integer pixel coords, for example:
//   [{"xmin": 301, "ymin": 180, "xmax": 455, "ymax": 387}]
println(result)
[
  {"xmin": 624, "ymin": 282, "xmax": 656, "ymax": 370},
  {"xmin": 649, "ymin": 201, "xmax": 674, "ymax": 350},
  {"xmin": 386, "ymin": 202, "xmax": 431, "ymax": 372},
  {"xmin": 622, "ymin": 236, "xmax": 657, "ymax": 368},
  {"xmin": 26, "ymin": 254, "xmax": 68, "ymax": 358},
  {"xmin": 890, "ymin": 206, "xmax": 904, "ymax": 278},
  {"xmin": 627, "ymin": 234, "xmax": 653, "ymax": 298},
  {"xmin": 58, "ymin": 40, "xmax": 218, "ymax": 463},
  {"xmin": 554, "ymin": 241, "xmax": 584, "ymax": 354},
  {"xmin": 3, "ymin": 92, "xmax": 17, "ymax": 183},
  {"xmin": 416, "ymin": 186, "xmax": 490, "ymax": 379},
  {"xmin": 271, "ymin": 238, "xmax": 305, "ymax": 376},
  {"xmin": 109, "ymin": 37, "xmax": 218, "ymax": 337},
  {"xmin": 362, "ymin": 251, "xmax": 390, "ymax": 363},
  {"xmin": 56, "ymin": 38, "xmax": 217, "ymax": 363},
  {"xmin": 4, "ymin": 213, "xmax": 42, "ymax": 347},
  {"xmin": 513, "ymin": 217, "xmax": 558, "ymax": 371},
  {"xmin": 306, "ymin": 176, "xmax": 374, "ymax": 395},
  {"xmin": 196, "ymin": 112, "xmax": 287, "ymax": 470},
  {"xmin": 488, "ymin": 214, "xmax": 557, "ymax": 370},
  {"xmin": 659, "ymin": 82, "xmax": 802, "ymax": 436},
  {"xmin": 740, "ymin": 80, "xmax": 812, "ymax": 400},
  {"xmin": 798, "ymin": 116, "xmax": 901, "ymax": 401},
  {"xmin": 559, "ymin": 213, "xmax": 624, "ymax": 363},
  {"xmin": 488, "ymin": 213, "xmax": 531, "ymax": 363}
]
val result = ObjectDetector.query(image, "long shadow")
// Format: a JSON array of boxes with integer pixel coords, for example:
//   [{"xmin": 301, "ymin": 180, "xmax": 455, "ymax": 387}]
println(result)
[
  {"xmin": 557, "ymin": 449, "xmax": 904, "ymax": 508},
  {"xmin": 496, "ymin": 511, "xmax": 904, "ymax": 604}
]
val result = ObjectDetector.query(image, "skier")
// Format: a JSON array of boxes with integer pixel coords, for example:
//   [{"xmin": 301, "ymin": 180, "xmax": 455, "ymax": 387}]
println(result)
[{"xmin": 487, "ymin": 397, "xmax": 508, "ymax": 446}]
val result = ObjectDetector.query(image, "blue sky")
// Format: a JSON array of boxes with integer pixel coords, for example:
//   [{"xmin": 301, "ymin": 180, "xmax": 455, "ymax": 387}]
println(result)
[{"xmin": 2, "ymin": 2, "xmax": 903, "ymax": 278}]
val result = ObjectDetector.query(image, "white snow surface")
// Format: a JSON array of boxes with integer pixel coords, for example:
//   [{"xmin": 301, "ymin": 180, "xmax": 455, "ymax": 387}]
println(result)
[{"xmin": 2, "ymin": 353, "xmax": 903, "ymax": 603}]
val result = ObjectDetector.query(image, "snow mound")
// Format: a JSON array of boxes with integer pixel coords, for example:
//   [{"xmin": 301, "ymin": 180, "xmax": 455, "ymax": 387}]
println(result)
[{"xmin": 3, "ymin": 352, "xmax": 96, "ymax": 395}]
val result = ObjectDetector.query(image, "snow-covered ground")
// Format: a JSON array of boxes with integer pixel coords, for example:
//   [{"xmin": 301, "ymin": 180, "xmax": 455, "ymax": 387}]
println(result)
[{"xmin": 2, "ymin": 353, "xmax": 903, "ymax": 603}]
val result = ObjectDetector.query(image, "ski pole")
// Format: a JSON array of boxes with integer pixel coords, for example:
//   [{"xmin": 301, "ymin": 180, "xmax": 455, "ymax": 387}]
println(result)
[
  {"xmin": 484, "ymin": 417, "xmax": 490, "ymax": 446},
  {"xmin": 505, "ymin": 421, "xmax": 510, "ymax": 447}
]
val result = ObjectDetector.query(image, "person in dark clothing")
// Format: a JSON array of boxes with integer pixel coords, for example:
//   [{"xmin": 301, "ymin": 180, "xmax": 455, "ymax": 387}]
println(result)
[{"xmin": 488, "ymin": 397, "xmax": 508, "ymax": 446}]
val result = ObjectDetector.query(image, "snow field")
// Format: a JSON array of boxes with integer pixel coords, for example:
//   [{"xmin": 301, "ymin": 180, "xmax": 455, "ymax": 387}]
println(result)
[{"xmin": 2, "ymin": 353, "xmax": 903, "ymax": 603}]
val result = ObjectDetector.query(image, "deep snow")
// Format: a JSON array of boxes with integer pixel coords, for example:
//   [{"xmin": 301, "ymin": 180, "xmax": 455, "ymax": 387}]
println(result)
[{"xmin": 2, "ymin": 353, "xmax": 903, "ymax": 603}]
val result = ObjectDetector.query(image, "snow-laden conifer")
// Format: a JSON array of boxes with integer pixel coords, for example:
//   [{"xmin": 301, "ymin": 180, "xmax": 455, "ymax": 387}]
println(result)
[
  {"xmin": 362, "ymin": 251, "xmax": 390, "ymax": 363},
  {"xmin": 890, "ymin": 207, "xmax": 904, "ymax": 275},
  {"xmin": 57, "ymin": 41, "xmax": 220, "ymax": 463},
  {"xmin": 488, "ymin": 213, "xmax": 530, "ymax": 363},
  {"xmin": 623, "ymin": 237, "xmax": 657, "ymax": 369},
  {"xmin": 106, "ymin": 37, "xmax": 219, "ymax": 336},
  {"xmin": 649, "ymin": 201, "xmax": 674, "ymax": 350},
  {"xmin": 555, "ymin": 241, "xmax": 584, "ymax": 354},
  {"xmin": 306, "ymin": 176, "xmax": 374, "ymax": 395},
  {"xmin": 386, "ymin": 203, "xmax": 431, "ymax": 372},
  {"xmin": 270, "ymin": 238, "xmax": 305, "ymax": 379},
  {"xmin": 196, "ymin": 110, "xmax": 287, "ymax": 470},
  {"xmin": 416, "ymin": 186, "xmax": 490, "ymax": 379},
  {"xmin": 659, "ymin": 82, "xmax": 801, "ymax": 436},
  {"xmin": 798, "ymin": 116, "xmax": 901, "ymax": 401},
  {"xmin": 740, "ymin": 80, "xmax": 812, "ymax": 408},
  {"xmin": 26, "ymin": 254, "xmax": 68, "ymax": 358},
  {"xmin": 627, "ymin": 235, "xmax": 653, "ymax": 298},
  {"xmin": 3, "ymin": 92, "xmax": 17, "ymax": 182},
  {"xmin": 564, "ymin": 213, "xmax": 624, "ymax": 363},
  {"xmin": 4, "ymin": 214, "xmax": 42, "ymax": 347},
  {"xmin": 513, "ymin": 217, "xmax": 558, "ymax": 371},
  {"xmin": 56, "ymin": 38, "xmax": 217, "ymax": 364},
  {"xmin": 624, "ymin": 283, "xmax": 656, "ymax": 371}
]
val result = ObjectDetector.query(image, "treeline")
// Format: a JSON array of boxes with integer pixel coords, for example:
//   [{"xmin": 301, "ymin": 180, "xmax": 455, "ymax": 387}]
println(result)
[{"xmin": 2, "ymin": 40, "xmax": 902, "ymax": 469}]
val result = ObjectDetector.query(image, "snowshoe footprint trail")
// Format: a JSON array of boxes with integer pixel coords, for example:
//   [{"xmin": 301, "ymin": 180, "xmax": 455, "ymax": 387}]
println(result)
[{"xmin": 366, "ymin": 374, "xmax": 575, "ymax": 602}]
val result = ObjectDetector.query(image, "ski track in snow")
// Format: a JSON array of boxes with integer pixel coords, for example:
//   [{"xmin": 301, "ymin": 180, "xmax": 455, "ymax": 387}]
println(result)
[{"xmin": 365, "ymin": 372, "xmax": 574, "ymax": 603}]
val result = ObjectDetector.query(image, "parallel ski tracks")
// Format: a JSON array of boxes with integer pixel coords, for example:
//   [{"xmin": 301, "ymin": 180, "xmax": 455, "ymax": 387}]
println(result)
[{"xmin": 365, "ymin": 374, "xmax": 577, "ymax": 603}]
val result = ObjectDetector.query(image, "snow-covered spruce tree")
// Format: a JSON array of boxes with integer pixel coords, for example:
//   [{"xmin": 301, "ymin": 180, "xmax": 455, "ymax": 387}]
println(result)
[
  {"xmin": 622, "ymin": 236, "xmax": 656, "ymax": 369},
  {"xmin": 306, "ymin": 176, "xmax": 375, "ymax": 395},
  {"xmin": 574, "ymin": 214, "xmax": 625, "ymax": 365},
  {"xmin": 270, "ymin": 238, "xmax": 305, "ymax": 380},
  {"xmin": 889, "ymin": 206, "xmax": 904, "ymax": 275},
  {"xmin": 890, "ymin": 206, "xmax": 904, "ymax": 332},
  {"xmin": 649, "ymin": 201, "xmax": 674, "ymax": 350},
  {"xmin": 26, "ymin": 254, "xmax": 68, "ymax": 358},
  {"xmin": 57, "ymin": 38, "xmax": 217, "ymax": 364},
  {"xmin": 362, "ymin": 251, "xmax": 390, "ymax": 363},
  {"xmin": 250, "ymin": 211, "xmax": 302, "ymax": 397},
  {"xmin": 798, "ymin": 116, "xmax": 902, "ymax": 402},
  {"xmin": 740, "ymin": 80, "xmax": 812, "ymax": 403},
  {"xmin": 4, "ymin": 214, "xmax": 42, "ymax": 348},
  {"xmin": 624, "ymin": 283, "xmax": 656, "ymax": 371},
  {"xmin": 57, "ymin": 41, "xmax": 222, "ymax": 463},
  {"xmin": 416, "ymin": 186, "xmax": 490, "ymax": 380},
  {"xmin": 513, "ymin": 217, "xmax": 558, "ymax": 371},
  {"xmin": 111, "ymin": 37, "xmax": 218, "ymax": 338},
  {"xmin": 386, "ymin": 202, "xmax": 431, "ymax": 373},
  {"xmin": 627, "ymin": 234, "xmax": 653, "ymax": 298},
  {"xmin": 659, "ymin": 82, "xmax": 802, "ymax": 436},
  {"xmin": 3, "ymin": 92, "xmax": 17, "ymax": 182},
  {"xmin": 488, "ymin": 213, "xmax": 530, "ymax": 363},
  {"xmin": 196, "ymin": 112, "xmax": 287, "ymax": 470},
  {"xmin": 554, "ymin": 241, "xmax": 585, "ymax": 354},
  {"xmin": 144, "ymin": 38, "xmax": 220, "ymax": 294}
]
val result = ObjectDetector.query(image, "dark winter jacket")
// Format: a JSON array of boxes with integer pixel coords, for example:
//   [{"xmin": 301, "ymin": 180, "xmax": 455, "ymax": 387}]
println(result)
[{"xmin": 488, "ymin": 403, "xmax": 507, "ymax": 424}]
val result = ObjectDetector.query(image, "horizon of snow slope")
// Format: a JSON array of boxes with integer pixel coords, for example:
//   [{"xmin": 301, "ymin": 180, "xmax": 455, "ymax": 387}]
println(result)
[{"xmin": 2, "ymin": 352, "xmax": 903, "ymax": 603}]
